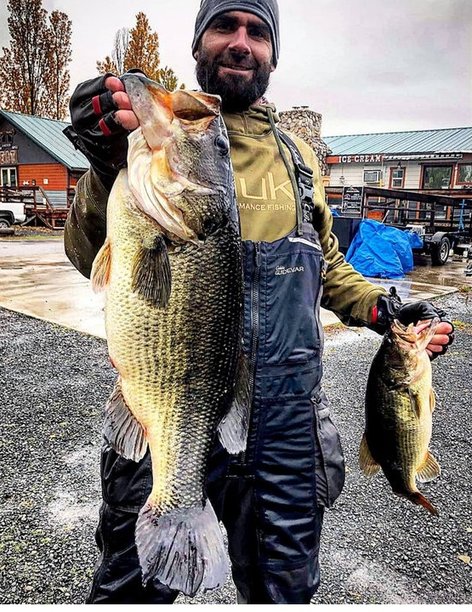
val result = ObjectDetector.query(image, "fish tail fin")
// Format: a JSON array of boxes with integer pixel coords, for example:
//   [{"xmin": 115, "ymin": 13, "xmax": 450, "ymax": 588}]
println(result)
[
  {"xmin": 91, "ymin": 237, "xmax": 112, "ymax": 292},
  {"xmin": 408, "ymin": 491, "xmax": 439, "ymax": 516},
  {"xmin": 359, "ymin": 433, "xmax": 381, "ymax": 476},
  {"xmin": 416, "ymin": 450, "xmax": 441, "ymax": 483},
  {"xmin": 136, "ymin": 499, "xmax": 228, "ymax": 597},
  {"xmin": 103, "ymin": 382, "xmax": 148, "ymax": 462},
  {"xmin": 217, "ymin": 353, "xmax": 251, "ymax": 454},
  {"xmin": 132, "ymin": 234, "xmax": 171, "ymax": 308}
]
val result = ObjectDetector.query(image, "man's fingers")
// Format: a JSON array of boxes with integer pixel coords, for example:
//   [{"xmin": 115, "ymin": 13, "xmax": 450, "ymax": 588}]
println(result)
[
  {"xmin": 112, "ymin": 91, "xmax": 132, "ymax": 110},
  {"xmin": 105, "ymin": 75, "xmax": 125, "ymax": 93},
  {"xmin": 435, "ymin": 321, "xmax": 454, "ymax": 336},
  {"xmin": 114, "ymin": 109, "xmax": 139, "ymax": 131}
]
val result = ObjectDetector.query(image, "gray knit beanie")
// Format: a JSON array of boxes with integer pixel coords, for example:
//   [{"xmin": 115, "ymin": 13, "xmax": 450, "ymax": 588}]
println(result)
[{"xmin": 192, "ymin": 0, "xmax": 280, "ymax": 67}]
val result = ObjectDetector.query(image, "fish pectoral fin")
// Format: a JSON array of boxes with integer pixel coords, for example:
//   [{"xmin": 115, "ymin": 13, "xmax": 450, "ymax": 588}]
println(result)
[
  {"xmin": 218, "ymin": 353, "xmax": 251, "ymax": 455},
  {"xmin": 408, "ymin": 389, "xmax": 422, "ymax": 417},
  {"xmin": 430, "ymin": 388, "xmax": 436, "ymax": 412},
  {"xmin": 103, "ymin": 382, "xmax": 148, "ymax": 462},
  {"xmin": 416, "ymin": 450, "xmax": 441, "ymax": 483},
  {"xmin": 91, "ymin": 238, "xmax": 112, "ymax": 292},
  {"xmin": 132, "ymin": 234, "xmax": 171, "ymax": 308},
  {"xmin": 359, "ymin": 433, "xmax": 381, "ymax": 476}
]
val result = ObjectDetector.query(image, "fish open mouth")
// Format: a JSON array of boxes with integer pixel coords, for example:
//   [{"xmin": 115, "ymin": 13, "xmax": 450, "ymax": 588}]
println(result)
[
  {"xmin": 391, "ymin": 317, "xmax": 440, "ymax": 350},
  {"xmin": 123, "ymin": 75, "xmax": 223, "ymax": 242}
]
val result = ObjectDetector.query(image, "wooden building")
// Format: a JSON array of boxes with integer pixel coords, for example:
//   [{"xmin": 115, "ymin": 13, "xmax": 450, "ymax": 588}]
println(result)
[
  {"xmin": 324, "ymin": 127, "xmax": 472, "ymax": 192},
  {"xmin": 0, "ymin": 109, "xmax": 89, "ymax": 225}
]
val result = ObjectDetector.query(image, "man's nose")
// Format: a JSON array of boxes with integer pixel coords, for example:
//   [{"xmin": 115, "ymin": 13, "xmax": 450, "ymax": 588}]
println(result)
[{"xmin": 228, "ymin": 26, "xmax": 251, "ymax": 55}]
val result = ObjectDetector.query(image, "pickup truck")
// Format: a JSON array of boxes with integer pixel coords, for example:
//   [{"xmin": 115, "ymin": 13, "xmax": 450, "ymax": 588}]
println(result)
[{"xmin": 0, "ymin": 201, "xmax": 26, "ymax": 227}]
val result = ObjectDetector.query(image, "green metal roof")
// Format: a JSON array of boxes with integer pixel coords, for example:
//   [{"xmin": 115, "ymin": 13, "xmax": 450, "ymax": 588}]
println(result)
[
  {"xmin": 0, "ymin": 109, "xmax": 89, "ymax": 171},
  {"xmin": 324, "ymin": 127, "xmax": 472, "ymax": 156}
]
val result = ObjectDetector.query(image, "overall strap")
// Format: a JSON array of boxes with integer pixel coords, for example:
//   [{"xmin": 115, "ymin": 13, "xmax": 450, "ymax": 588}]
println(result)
[{"xmin": 277, "ymin": 130, "xmax": 315, "ymax": 226}]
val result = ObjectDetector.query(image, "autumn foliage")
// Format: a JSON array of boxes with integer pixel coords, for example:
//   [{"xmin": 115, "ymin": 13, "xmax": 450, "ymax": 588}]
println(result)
[
  {"xmin": 0, "ymin": 0, "xmax": 72, "ymax": 119},
  {"xmin": 97, "ymin": 12, "xmax": 184, "ymax": 91}
]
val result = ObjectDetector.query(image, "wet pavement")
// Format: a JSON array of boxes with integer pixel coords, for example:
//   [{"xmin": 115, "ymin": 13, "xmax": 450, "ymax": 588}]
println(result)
[
  {"xmin": 0, "ymin": 235, "xmax": 470, "ymax": 337},
  {"xmin": 1, "ymin": 235, "xmax": 471, "ymax": 605},
  {"xmin": 0, "ymin": 238, "xmax": 106, "ymax": 338}
]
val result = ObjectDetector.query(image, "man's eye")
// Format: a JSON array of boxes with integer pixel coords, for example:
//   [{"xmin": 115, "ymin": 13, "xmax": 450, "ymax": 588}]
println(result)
[
  {"xmin": 249, "ymin": 28, "xmax": 268, "ymax": 39},
  {"xmin": 215, "ymin": 23, "xmax": 233, "ymax": 32}
]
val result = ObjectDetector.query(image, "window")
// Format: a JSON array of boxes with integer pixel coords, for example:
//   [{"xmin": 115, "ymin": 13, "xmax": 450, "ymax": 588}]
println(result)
[
  {"xmin": 0, "ymin": 167, "xmax": 17, "ymax": 187},
  {"xmin": 0, "ymin": 131, "xmax": 14, "ymax": 147},
  {"xmin": 457, "ymin": 164, "xmax": 472, "ymax": 184},
  {"xmin": 363, "ymin": 169, "xmax": 382, "ymax": 184},
  {"xmin": 390, "ymin": 167, "xmax": 405, "ymax": 188},
  {"xmin": 422, "ymin": 165, "xmax": 452, "ymax": 189}
]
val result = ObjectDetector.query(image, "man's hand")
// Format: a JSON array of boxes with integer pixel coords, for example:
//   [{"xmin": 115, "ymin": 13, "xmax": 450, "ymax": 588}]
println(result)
[
  {"xmin": 424, "ymin": 320, "xmax": 454, "ymax": 359},
  {"xmin": 372, "ymin": 287, "xmax": 454, "ymax": 360},
  {"xmin": 63, "ymin": 73, "xmax": 140, "ymax": 191},
  {"xmin": 105, "ymin": 76, "xmax": 139, "ymax": 131}
]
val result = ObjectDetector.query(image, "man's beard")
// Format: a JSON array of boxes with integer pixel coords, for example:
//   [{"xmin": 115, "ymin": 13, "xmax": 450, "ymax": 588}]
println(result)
[{"xmin": 195, "ymin": 48, "xmax": 272, "ymax": 112}]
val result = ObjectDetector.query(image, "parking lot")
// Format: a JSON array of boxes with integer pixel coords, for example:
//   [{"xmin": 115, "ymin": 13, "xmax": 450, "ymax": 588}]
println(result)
[{"xmin": 0, "ymin": 232, "xmax": 471, "ymax": 605}]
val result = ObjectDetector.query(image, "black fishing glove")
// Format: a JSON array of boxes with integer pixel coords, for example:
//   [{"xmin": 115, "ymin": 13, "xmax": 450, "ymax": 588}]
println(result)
[
  {"xmin": 372, "ymin": 287, "xmax": 454, "ymax": 359},
  {"xmin": 63, "ymin": 73, "xmax": 130, "ymax": 191}
]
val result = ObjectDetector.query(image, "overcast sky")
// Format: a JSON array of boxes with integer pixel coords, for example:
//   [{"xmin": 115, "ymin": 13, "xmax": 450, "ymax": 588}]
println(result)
[{"xmin": 0, "ymin": 0, "xmax": 471, "ymax": 136}]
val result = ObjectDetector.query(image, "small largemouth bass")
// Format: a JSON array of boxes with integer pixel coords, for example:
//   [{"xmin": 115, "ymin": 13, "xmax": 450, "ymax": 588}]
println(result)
[
  {"xmin": 91, "ymin": 75, "xmax": 248, "ymax": 596},
  {"xmin": 359, "ymin": 317, "xmax": 441, "ymax": 515}
]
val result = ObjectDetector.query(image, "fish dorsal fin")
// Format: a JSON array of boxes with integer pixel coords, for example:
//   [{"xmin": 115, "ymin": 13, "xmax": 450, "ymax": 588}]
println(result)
[
  {"xmin": 132, "ymin": 234, "xmax": 172, "ymax": 308},
  {"xmin": 359, "ymin": 433, "xmax": 381, "ymax": 476},
  {"xmin": 416, "ymin": 450, "xmax": 441, "ymax": 483},
  {"xmin": 91, "ymin": 238, "xmax": 112, "ymax": 292},
  {"xmin": 103, "ymin": 381, "xmax": 148, "ymax": 462}
]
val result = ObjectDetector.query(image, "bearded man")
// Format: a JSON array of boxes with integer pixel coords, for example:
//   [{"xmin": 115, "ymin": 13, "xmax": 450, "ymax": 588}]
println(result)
[{"xmin": 64, "ymin": 0, "xmax": 454, "ymax": 604}]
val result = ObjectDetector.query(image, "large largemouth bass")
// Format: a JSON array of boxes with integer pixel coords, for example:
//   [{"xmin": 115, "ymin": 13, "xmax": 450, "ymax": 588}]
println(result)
[
  {"xmin": 91, "ymin": 75, "xmax": 247, "ymax": 596},
  {"xmin": 359, "ymin": 317, "xmax": 441, "ymax": 515}
]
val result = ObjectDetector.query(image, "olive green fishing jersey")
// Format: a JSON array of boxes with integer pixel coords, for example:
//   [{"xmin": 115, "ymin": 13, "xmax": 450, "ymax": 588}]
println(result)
[
  {"xmin": 224, "ymin": 106, "xmax": 297, "ymax": 242},
  {"xmin": 64, "ymin": 103, "xmax": 386, "ymax": 326}
]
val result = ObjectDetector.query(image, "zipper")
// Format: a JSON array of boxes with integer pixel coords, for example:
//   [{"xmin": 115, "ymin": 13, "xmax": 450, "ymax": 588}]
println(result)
[
  {"xmin": 240, "ymin": 242, "xmax": 262, "ymax": 465},
  {"xmin": 314, "ymin": 257, "xmax": 327, "ymax": 354},
  {"xmin": 250, "ymin": 243, "xmax": 262, "ymax": 376}
]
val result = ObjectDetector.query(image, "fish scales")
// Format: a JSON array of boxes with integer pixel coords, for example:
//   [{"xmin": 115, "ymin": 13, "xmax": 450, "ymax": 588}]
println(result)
[
  {"xmin": 106, "ymin": 179, "xmax": 241, "ymax": 510},
  {"xmin": 360, "ymin": 317, "xmax": 441, "ymax": 515},
  {"xmin": 92, "ymin": 75, "xmax": 247, "ymax": 596}
]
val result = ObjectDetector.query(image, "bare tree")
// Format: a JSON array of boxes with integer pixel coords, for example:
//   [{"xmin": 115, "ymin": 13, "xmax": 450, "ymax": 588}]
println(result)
[
  {"xmin": 113, "ymin": 28, "xmax": 129, "ymax": 74},
  {"xmin": 97, "ymin": 12, "xmax": 184, "ymax": 91}
]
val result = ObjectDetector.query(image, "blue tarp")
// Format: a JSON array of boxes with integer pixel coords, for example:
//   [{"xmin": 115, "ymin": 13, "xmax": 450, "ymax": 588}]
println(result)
[{"xmin": 345, "ymin": 219, "xmax": 423, "ymax": 279}]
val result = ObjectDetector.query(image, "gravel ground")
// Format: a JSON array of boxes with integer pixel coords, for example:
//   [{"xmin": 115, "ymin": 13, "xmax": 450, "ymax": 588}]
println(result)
[{"xmin": 0, "ymin": 293, "xmax": 471, "ymax": 605}]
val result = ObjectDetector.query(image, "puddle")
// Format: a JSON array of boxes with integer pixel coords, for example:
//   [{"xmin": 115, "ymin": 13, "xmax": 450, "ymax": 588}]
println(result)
[{"xmin": 0, "ymin": 238, "xmax": 468, "ymax": 339}]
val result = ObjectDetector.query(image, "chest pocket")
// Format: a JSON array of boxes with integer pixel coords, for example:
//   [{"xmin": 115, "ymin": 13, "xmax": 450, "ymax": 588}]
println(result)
[{"xmin": 261, "ymin": 233, "xmax": 324, "ymax": 366}]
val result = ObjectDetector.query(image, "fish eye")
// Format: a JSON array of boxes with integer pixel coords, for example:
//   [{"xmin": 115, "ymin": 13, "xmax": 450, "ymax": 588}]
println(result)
[{"xmin": 214, "ymin": 134, "xmax": 229, "ymax": 156}]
